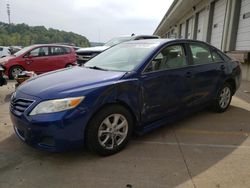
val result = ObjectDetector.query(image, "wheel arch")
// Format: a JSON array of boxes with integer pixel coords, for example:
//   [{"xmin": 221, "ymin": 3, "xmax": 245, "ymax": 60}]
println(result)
[
  {"xmin": 225, "ymin": 78, "xmax": 236, "ymax": 95},
  {"xmin": 83, "ymin": 101, "xmax": 138, "ymax": 146}
]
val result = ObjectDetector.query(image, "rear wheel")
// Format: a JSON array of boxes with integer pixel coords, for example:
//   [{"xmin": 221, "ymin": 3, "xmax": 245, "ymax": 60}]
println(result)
[
  {"xmin": 9, "ymin": 66, "xmax": 24, "ymax": 79},
  {"xmin": 86, "ymin": 105, "xmax": 133, "ymax": 156},
  {"xmin": 65, "ymin": 64, "xmax": 73, "ymax": 68},
  {"xmin": 213, "ymin": 83, "xmax": 232, "ymax": 113}
]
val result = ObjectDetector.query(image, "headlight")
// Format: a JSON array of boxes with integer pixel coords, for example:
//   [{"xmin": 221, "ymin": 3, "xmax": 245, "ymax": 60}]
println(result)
[{"xmin": 30, "ymin": 96, "xmax": 85, "ymax": 115}]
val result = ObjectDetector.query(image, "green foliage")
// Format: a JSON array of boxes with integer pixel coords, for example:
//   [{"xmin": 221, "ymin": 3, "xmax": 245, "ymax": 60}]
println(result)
[{"xmin": 0, "ymin": 22, "xmax": 90, "ymax": 47}]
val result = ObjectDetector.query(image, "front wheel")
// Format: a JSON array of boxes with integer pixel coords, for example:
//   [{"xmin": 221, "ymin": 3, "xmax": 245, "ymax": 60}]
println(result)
[
  {"xmin": 86, "ymin": 105, "xmax": 133, "ymax": 156},
  {"xmin": 213, "ymin": 83, "xmax": 232, "ymax": 113},
  {"xmin": 9, "ymin": 66, "xmax": 24, "ymax": 79}
]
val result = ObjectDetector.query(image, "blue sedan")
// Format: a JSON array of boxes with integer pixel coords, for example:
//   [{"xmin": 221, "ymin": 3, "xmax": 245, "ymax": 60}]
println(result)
[{"xmin": 10, "ymin": 39, "xmax": 241, "ymax": 155}]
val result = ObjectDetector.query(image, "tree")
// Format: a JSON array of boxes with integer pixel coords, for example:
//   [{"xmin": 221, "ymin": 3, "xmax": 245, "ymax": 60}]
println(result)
[{"xmin": 0, "ymin": 22, "xmax": 90, "ymax": 47}]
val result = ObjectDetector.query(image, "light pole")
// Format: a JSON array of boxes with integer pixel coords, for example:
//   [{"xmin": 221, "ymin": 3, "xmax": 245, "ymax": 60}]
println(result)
[{"xmin": 7, "ymin": 3, "xmax": 10, "ymax": 24}]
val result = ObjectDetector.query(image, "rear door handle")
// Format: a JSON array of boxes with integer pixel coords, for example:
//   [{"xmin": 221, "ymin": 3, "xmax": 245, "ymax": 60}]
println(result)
[
  {"xmin": 220, "ymin": 64, "xmax": 225, "ymax": 70},
  {"xmin": 186, "ymin": 71, "xmax": 192, "ymax": 78}
]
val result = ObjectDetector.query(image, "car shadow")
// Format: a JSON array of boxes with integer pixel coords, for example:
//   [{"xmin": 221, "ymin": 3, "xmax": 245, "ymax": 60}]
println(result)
[
  {"xmin": 4, "ymin": 93, "xmax": 12, "ymax": 103},
  {"xmin": 0, "ymin": 105, "xmax": 250, "ymax": 187}
]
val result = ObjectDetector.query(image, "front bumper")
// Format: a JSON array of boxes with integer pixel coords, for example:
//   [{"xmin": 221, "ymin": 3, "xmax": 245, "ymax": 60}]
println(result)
[{"xmin": 10, "ymin": 91, "xmax": 90, "ymax": 152}]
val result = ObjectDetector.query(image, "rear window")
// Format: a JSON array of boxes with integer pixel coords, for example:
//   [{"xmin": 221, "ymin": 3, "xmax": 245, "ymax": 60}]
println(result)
[
  {"xmin": 218, "ymin": 51, "xmax": 232, "ymax": 62},
  {"xmin": 212, "ymin": 50, "xmax": 224, "ymax": 62},
  {"xmin": 0, "ymin": 48, "xmax": 2, "ymax": 51}
]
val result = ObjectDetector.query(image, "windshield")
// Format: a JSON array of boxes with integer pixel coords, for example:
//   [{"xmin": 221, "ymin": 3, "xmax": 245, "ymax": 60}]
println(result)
[
  {"xmin": 14, "ymin": 46, "xmax": 34, "ymax": 57},
  {"xmin": 84, "ymin": 43, "xmax": 159, "ymax": 72},
  {"xmin": 104, "ymin": 36, "xmax": 132, "ymax": 47}
]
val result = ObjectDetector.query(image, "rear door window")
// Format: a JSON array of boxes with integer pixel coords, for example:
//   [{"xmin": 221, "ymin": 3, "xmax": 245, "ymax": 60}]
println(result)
[
  {"xmin": 50, "ymin": 47, "xmax": 65, "ymax": 56},
  {"xmin": 189, "ymin": 43, "xmax": 212, "ymax": 65}
]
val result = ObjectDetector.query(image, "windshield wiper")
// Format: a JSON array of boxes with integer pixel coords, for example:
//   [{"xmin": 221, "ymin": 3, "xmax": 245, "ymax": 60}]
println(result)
[{"xmin": 85, "ymin": 66, "xmax": 108, "ymax": 71}]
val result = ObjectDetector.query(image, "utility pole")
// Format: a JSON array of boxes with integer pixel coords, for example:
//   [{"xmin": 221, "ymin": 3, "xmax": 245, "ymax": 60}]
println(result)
[{"xmin": 7, "ymin": 3, "xmax": 11, "ymax": 24}]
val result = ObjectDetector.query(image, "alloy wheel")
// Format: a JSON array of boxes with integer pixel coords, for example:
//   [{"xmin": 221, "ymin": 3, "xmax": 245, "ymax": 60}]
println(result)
[
  {"xmin": 98, "ymin": 114, "xmax": 128, "ymax": 150},
  {"xmin": 219, "ymin": 86, "xmax": 231, "ymax": 109}
]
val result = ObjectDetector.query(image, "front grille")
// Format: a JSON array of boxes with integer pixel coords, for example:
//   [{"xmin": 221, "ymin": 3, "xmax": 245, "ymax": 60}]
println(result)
[
  {"xmin": 10, "ymin": 98, "xmax": 34, "ymax": 116},
  {"xmin": 77, "ymin": 55, "xmax": 93, "ymax": 61},
  {"xmin": 76, "ymin": 52, "xmax": 100, "ymax": 62}
]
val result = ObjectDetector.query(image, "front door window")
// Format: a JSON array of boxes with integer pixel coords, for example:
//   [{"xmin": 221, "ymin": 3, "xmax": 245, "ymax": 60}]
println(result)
[
  {"xmin": 145, "ymin": 45, "xmax": 187, "ymax": 73},
  {"xmin": 29, "ymin": 47, "xmax": 49, "ymax": 57}
]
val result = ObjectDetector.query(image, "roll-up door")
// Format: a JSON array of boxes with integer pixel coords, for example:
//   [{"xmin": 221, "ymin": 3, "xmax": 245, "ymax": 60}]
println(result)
[
  {"xmin": 236, "ymin": 0, "xmax": 250, "ymax": 50},
  {"xmin": 210, "ymin": 0, "xmax": 227, "ymax": 49},
  {"xmin": 196, "ymin": 9, "xmax": 206, "ymax": 41},
  {"xmin": 187, "ymin": 17, "xmax": 194, "ymax": 39},
  {"xmin": 180, "ymin": 23, "xmax": 186, "ymax": 38}
]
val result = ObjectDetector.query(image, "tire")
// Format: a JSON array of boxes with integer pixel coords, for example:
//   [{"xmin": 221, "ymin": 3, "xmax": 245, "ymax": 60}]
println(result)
[
  {"xmin": 65, "ymin": 64, "xmax": 73, "ymax": 68},
  {"xmin": 86, "ymin": 105, "xmax": 133, "ymax": 156},
  {"xmin": 212, "ymin": 83, "xmax": 232, "ymax": 113},
  {"xmin": 9, "ymin": 66, "xmax": 24, "ymax": 80}
]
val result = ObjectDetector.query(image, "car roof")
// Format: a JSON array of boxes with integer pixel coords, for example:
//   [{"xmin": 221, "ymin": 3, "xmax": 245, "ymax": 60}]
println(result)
[
  {"xmin": 123, "ymin": 38, "xmax": 213, "ymax": 47},
  {"xmin": 131, "ymin": 35, "xmax": 160, "ymax": 39},
  {"xmin": 123, "ymin": 38, "xmax": 174, "ymax": 45},
  {"xmin": 28, "ymin": 44, "xmax": 73, "ymax": 48}
]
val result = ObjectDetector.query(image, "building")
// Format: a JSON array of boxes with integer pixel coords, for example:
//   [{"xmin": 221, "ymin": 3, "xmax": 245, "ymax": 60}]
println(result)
[{"xmin": 154, "ymin": 0, "xmax": 250, "ymax": 80}]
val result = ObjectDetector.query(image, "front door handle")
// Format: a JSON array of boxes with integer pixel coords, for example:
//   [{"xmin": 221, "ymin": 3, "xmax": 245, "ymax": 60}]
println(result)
[{"xmin": 26, "ymin": 60, "xmax": 33, "ymax": 65}]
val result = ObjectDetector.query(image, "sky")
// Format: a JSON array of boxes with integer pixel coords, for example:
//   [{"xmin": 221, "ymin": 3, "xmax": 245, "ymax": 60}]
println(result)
[{"xmin": 0, "ymin": 0, "xmax": 173, "ymax": 43}]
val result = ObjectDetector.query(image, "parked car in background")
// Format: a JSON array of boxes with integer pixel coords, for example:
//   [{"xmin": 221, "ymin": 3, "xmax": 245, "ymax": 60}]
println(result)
[
  {"xmin": 76, "ymin": 35, "xmax": 160, "ymax": 65},
  {"xmin": 9, "ymin": 46, "xmax": 22, "ymax": 55},
  {"xmin": 0, "ymin": 46, "xmax": 11, "ymax": 58},
  {"xmin": 10, "ymin": 39, "xmax": 241, "ymax": 156},
  {"xmin": 0, "ymin": 44, "xmax": 77, "ymax": 79}
]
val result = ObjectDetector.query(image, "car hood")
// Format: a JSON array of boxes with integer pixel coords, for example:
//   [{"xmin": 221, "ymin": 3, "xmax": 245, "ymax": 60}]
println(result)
[
  {"xmin": 18, "ymin": 67, "xmax": 126, "ymax": 99},
  {"xmin": 0, "ymin": 56, "xmax": 15, "ymax": 64},
  {"xmin": 76, "ymin": 46, "xmax": 110, "ymax": 53}
]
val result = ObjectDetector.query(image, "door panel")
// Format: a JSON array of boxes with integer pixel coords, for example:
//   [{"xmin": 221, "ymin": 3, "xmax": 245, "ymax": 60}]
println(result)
[
  {"xmin": 49, "ymin": 47, "xmax": 69, "ymax": 70},
  {"xmin": 140, "ymin": 68, "xmax": 193, "ymax": 124},
  {"xmin": 189, "ymin": 63, "xmax": 225, "ymax": 105},
  {"xmin": 140, "ymin": 44, "xmax": 193, "ymax": 124},
  {"xmin": 25, "ymin": 57, "xmax": 50, "ymax": 73},
  {"xmin": 25, "ymin": 47, "xmax": 50, "ymax": 73},
  {"xmin": 188, "ymin": 43, "xmax": 225, "ymax": 105}
]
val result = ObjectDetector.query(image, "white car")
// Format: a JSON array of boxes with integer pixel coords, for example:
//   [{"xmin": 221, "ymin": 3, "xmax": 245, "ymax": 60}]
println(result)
[
  {"xmin": 76, "ymin": 35, "xmax": 160, "ymax": 65},
  {"xmin": 0, "ymin": 46, "xmax": 11, "ymax": 58}
]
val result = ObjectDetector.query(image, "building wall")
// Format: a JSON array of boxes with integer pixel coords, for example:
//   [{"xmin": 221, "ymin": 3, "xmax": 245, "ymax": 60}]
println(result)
[{"xmin": 154, "ymin": 0, "xmax": 250, "ymax": 81}]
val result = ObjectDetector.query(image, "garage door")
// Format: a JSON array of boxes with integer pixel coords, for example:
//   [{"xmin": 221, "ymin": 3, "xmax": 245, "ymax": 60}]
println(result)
[
  {"xmin": 236, "ymin": 0, "xmax": 250, "ymax": 50},
  {"xmin": 196, "ymin": 9, "xmax": 206, "ymax": 41},
  {"xmin": 180, "ymin": 23, "xmax": 186, "ymax": 38},
  {"xmin": 187, "ymin": 17, "xmax": 194, "ymax": 39},
  {"xmin": 210, "ymin": 0, "xmax": 227, "ymax": 49}
]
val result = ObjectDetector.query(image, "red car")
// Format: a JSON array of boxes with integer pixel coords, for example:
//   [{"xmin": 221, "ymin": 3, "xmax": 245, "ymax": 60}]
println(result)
[{"xmin": 0, "ymin": 44, "xmax": 77, "ymax": 79}]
